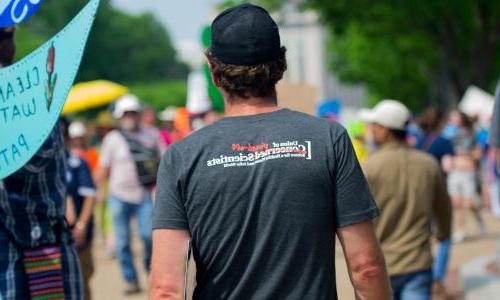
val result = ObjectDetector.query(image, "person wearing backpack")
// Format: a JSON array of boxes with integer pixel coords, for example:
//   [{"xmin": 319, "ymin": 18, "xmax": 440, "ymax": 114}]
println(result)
[{"xmin": 95, "ymin": 95, "xmax": 166, "ymax": 295}]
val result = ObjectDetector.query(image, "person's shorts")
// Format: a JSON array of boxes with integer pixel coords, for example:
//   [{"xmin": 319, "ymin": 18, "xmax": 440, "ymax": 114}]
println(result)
[{"xmin": 447, "ymin": 171, "xmax": 477, "ymax": 199}]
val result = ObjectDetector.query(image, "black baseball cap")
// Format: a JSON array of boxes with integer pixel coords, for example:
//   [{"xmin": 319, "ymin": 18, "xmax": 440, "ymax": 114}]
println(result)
[{"xmin": 210, "ymin": 4, "xmax": 281, "ymax": 66}]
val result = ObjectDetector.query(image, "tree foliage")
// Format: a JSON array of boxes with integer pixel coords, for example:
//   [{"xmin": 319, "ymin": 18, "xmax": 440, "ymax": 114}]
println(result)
[
  {"xmin": 16, "ymin": 0, "xmax": 189, "ymax": 83},
  {"xmin": 224, "ymin": 0, "xmax": 500, "ymax": 110},
  {"xmin": 308, "ymin": 0, "xmax": 500, "ymax": 110},
  {"xmin": 130, "ymin": 80, "xmax": 187, "ymax": 111}
]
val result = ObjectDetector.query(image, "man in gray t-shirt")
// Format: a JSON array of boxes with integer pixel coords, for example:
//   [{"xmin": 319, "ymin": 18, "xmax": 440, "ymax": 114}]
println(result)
[{"xmin": 150, "ymin": 4, "xmax": 391, "ymax": 300}]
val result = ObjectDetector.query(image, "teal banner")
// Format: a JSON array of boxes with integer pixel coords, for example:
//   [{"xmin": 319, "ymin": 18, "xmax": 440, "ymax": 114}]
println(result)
[{"xmin": 0, "ymin": 0, "xmax": 100, "ymax": 179}]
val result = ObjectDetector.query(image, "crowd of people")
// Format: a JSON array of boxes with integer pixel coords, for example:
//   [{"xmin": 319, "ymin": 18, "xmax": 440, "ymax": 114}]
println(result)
[
  {"xmin": 57, "ymin": 93, "xmax": 220, "ymax": 297},
  {"xmin": 353, "ymin": 100, "xmax": 499, "ymax": 298},
  {"xmin": 0, "ymin": 24, "xmax": 220, "ymax": 299},
  {"xmin": 0, "ymin": 3, "xmax": 499, "ymax": 300},
  {"xmin": 57, "ymin": 94, "xmax": 497, "ymax": 299}
]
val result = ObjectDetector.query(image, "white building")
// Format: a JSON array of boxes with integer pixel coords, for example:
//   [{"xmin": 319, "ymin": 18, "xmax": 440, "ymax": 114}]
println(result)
[{"xmin": 276, "ymin": 4, "xmax": 365, "ymax": 108}]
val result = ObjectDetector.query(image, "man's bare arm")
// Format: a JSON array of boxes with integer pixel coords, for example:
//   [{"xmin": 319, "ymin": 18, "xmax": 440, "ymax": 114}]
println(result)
[
  {"xmin": 337, "ymin": 220, "xmax": 391, "ymax": 300},
  {"xmin": 73, "ymin": 195, "xmax": 96, "ymax": 247},
  {"xmin": 150, "ymin": 229, "xmax": 191, "ymax": 300},
  {"xmin": 94, "ymin": 166, "xmax": 109, "ymax": 203}
]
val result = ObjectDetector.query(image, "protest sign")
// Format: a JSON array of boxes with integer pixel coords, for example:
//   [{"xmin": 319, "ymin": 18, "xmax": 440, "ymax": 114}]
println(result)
[
  {"xmin": 0, "ymin": 0, "xmax": 100, "ymax": 179},
  {"xmin": 0, "ymin": 0, "xmax": 44, "ymax": 27}
]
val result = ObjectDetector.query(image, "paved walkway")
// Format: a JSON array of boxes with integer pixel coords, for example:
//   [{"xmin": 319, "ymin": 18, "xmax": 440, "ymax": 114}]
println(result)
[
  {"xmin": 461, "ymin": 255, "xmax": 500, "ymax": 299},
  {"xmin": 448, "ymin": 214, "xmax": 500, "ymax": 300},
  {"xmin": 91, "ymin": 213, "xmax": 500, "ymax": 299}
]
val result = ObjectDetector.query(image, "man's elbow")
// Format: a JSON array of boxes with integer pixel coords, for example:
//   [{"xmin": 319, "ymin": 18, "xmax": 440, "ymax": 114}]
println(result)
[
  {"xmin": 150, "ymin": 278, "xmax": 183, "ymax": 300},
  {"xmin": 351, "ymin": 258, "xmax": 388, "ymax": 286}
]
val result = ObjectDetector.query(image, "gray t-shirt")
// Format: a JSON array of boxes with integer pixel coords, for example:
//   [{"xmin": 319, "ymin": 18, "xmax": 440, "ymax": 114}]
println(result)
[
  {"xmin": 153, "ymin": 109, "xmax": 379, "ymax": 300},
  {"xmin": 490, "ymin": 82, "xmax": 500, "ymax": 147}
]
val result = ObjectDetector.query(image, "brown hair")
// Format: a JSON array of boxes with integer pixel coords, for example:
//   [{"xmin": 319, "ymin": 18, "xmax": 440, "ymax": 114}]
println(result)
[
  {"xmin": 458, "ymin": 111, "xmax": 473, "ymax": 130},
  {"xmin": 206, "ymin": 47, "xmax": 287, "ymax": 102},
  {"xmin": 418, "ymin": 107, "xmax": 444, "ymax": 133},
  {"xmin": 0, "ymin": 28, "xmax": 15, "ymax": 67}
]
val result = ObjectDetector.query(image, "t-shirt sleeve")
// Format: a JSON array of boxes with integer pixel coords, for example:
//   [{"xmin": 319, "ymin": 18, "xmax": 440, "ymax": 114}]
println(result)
[
  {"xmin": 76, "ymin": 160, "xmax": 96, "ymax": 197},
  {"xmin": 332, "ymin": 128, "xmax": 379, "ymax": 228},
  {"xmin": 152, "ymin": 147, "xmax": 189, "ymax": 230},
  {"xmin": 98, "ymin": 133, "xmax": 115, "ymax": 168}
]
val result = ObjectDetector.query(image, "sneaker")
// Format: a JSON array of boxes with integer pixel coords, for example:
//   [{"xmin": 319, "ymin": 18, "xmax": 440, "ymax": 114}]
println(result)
[
  {"xmin": 452, "ymin": 232, "xmax": 465, "ymax": 243},
  {"xmin": 124, "ymin": 281, "xmax": 141, "ymax": 295}
]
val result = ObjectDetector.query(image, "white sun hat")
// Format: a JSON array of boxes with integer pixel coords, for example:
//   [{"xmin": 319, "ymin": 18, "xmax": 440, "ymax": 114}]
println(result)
[
  {"xmin": 158, "ymin": 106, "xmax": 177, "ymax": 122},
  {"xmin": 360, "ymin": 99, "xmax": 411, "ymax": 130},
  {"xmin": 113, "ymin": 94, "xmax": 142, "ymax": 119},
  {"xmin": 68, "ymin": 121, "xmax": 87, "ymax": 138}
]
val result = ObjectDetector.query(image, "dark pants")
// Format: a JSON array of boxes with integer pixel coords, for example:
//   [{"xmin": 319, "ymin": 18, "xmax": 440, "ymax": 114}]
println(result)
[
  {"xmin": 433, "ymin": 239, "xmax": 451, "ymax": 282},
  {"xmin": 390, "ymin": 269, "xmax": 432, "ymax": 300},
  {"xmin": 78, "ymin": 246, "xmax": 94, "ymax": 300}
]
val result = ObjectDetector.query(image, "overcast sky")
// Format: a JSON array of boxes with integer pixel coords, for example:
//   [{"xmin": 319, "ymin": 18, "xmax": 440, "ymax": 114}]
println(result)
[
  {"xmin": 112, "ymin": 0, "xmax": 221, "ymax": 66},
  {"xmin": 112, "ymin": 0, "xmax": 219, "ymax": 42}
]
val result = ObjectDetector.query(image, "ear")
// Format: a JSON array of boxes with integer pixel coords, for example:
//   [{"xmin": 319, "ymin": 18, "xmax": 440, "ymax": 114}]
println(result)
[
  {"xmin": 210, "ymin": 71, "xmax": 220, "ymax": 87},
  {"xmin": 205, "ymin": 56, "xmax": 220, "ymax": 87}
]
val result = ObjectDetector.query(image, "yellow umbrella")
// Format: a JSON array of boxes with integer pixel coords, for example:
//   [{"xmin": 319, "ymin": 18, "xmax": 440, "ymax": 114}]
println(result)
[{"xmin": 62, "ymin": 80, "xmax": 129, "ymax": 115}]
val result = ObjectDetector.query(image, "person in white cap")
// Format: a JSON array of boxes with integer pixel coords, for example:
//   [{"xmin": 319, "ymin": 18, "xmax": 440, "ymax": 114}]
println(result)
[
  {"xmin": 362, "ymin": 100, "xmax": 452, "ymax": 300},
  {"xmin": 95, "ymin": 95, "xmax": 166, "ymax": 295}
]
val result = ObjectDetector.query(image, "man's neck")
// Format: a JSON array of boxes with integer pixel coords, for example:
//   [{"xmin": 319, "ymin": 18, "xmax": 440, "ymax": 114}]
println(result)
[
  {"xmin": 378, "ymin": 139, "xmax": 406, "ymax": 148},
  {"xmin": 224, "ymin": 96, "xmax": 279, "ymax": 117}
]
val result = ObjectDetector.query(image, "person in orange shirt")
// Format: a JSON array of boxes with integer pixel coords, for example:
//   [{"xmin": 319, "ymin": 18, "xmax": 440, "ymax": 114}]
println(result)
[{"xmin": 171, "ymin": 107, "xmax": 191, "ymax": 143}]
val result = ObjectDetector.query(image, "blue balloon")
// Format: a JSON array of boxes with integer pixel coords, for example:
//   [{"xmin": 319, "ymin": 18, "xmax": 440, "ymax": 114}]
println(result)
[{"xmin": 0, "ymin": 0, "xmax": 44, "ymax": 27}]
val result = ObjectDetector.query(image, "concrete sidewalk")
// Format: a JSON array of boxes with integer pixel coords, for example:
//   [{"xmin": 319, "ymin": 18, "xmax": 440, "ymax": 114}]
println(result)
[
  {"xmin": 461, "ymin": 255, "xmax": 500, "ymax": 299},
  {"xmin": 91, "ymin": 214, "xmax": 500, "ymax": 299}
]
